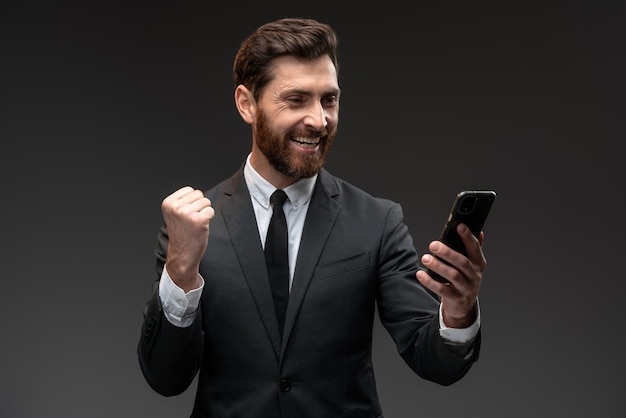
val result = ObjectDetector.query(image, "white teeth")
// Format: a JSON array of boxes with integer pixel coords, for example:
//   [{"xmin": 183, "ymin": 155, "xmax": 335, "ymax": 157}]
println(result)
[{"xmin": 293, "ymin": 137, "xmax": 320, "ymax": 145}]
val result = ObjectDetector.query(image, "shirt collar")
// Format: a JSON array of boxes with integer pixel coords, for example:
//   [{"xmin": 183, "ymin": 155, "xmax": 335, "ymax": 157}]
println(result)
[{"xmin": 244, "ymin": 153, "xmax": 317, "ymax": 210}]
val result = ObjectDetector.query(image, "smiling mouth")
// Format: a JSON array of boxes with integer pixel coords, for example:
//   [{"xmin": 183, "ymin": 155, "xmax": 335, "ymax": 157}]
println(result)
[{"xmin": 291, "ymin": 136, "xmax": 321, "ymax": 149}]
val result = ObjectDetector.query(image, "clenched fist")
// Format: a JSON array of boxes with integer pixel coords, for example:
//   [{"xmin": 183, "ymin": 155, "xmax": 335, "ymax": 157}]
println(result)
[{"xmin": 161, "ymin": 186, "xmax": 215, "ymax": 292}]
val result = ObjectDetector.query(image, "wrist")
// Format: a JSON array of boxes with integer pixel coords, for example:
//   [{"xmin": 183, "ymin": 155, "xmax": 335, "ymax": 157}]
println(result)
[
  {"xmin": 165, "ymin": 259, "xmax": 201, "ymax": 292},
  {"xmin": 441, "ymin": 300, "xmax": 478, "ymax": 329}
]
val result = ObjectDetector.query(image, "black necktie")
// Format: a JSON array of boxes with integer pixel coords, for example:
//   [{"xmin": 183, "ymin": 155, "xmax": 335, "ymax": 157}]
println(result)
[{"xmin": 265, "ymin": 190, "xmax": 289, "ymax": 336}]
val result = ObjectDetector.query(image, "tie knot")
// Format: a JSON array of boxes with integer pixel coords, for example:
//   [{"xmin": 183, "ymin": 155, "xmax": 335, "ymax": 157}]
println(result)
[{"xmin": 270, "ymin": 190, "xmax": 288, "ymax": 207}]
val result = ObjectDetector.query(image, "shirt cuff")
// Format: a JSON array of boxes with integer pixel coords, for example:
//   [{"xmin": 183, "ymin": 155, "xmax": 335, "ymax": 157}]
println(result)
[
  {"xmin": 158, "ymin": 265, "xmax": 204, "ymax": 327},
  {"xmin": 438, "ymin": 299, "xmax": 481, "ymax": 344}
]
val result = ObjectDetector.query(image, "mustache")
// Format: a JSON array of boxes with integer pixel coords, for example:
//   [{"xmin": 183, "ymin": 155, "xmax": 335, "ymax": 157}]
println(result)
[{"xmin": 290, "ymin": 128, "xmax": 330, "ymax": 138}]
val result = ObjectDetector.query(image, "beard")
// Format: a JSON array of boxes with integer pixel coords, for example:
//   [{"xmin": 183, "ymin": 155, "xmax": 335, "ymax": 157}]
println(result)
[{"xmin": 254, "ymin": 109, "xmax": 336, "ymax": 179}]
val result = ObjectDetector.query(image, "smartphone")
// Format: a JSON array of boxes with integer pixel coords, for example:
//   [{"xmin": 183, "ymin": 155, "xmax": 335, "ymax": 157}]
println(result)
[{"xmin": 427, "ymin": 190, "xmax": 496, "ymax": 283}]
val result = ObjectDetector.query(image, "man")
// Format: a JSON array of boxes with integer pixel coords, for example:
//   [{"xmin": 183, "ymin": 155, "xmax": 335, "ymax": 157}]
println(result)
[{"xmin": 138, "ymin": 17, "xmax": 485, "ymax": 417}]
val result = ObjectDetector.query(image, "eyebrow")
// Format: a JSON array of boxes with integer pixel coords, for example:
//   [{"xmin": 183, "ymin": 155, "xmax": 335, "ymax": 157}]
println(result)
[{"xmin": 283, "ymin": 87, "xmax": 341, "ymax": 97}]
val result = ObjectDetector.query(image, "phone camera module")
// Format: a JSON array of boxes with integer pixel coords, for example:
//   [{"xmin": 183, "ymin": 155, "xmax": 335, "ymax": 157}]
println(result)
[{"xmin": 459, "ymin": 196, "xmax": 477, "ymax": 214}]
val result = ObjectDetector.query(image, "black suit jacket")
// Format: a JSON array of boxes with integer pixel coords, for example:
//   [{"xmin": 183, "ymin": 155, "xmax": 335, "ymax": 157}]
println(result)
[{"xmin": 138, "ymin": 167, "xmax": 480, "ymax": 417}]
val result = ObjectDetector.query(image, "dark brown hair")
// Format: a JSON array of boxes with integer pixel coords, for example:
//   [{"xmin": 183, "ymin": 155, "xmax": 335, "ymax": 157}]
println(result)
[{"xmin": 233, "ymin": 18, "xmax": 339, "ymax": 101}]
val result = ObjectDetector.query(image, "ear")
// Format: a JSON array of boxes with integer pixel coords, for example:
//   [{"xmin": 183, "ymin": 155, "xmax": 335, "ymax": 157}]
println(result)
[{"xmin": 234, "ymin": 84, "xmax": 256, "ymax": 125}]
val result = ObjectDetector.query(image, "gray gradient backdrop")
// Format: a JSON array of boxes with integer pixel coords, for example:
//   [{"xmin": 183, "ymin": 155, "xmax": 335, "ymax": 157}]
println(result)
[{"xmin": 1, "ymin": 1, "xmax": 624, "ymax": 417}]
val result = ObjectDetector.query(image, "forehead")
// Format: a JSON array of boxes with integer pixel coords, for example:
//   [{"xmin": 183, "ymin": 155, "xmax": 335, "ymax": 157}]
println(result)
[{"xmin": 266, "ymin": 55, "xmax": 339, "ymax": 93}]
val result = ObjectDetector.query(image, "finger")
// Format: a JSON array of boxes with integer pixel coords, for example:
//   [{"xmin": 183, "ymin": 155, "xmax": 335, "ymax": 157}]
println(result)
[
  {"xmin": 416, "ymin": 268, "xmax": 459, "ymax": 298},
  {"xmin": 162, "ymin": 186, "xmax": 195, "ymax": 210},
  {"xmin": 457, "ymin": 223, "xmax": 485, "ymax": 266},
  {"xmin": 427, "ymin": 241, "xmax": 479, "ymax": 292},
  {"xmin": 198, "ymin": 204, "xmax": 216, "ymax": 221},
  {"xmin": 420, "ymin": 251, "xmax": 463, "ymax": 286},
  {"xmin": 169, "ymin": 185, "xmax": 195, "ymax": 200},
  {"xmin": 186, "ymin": 196, "xmax": 212, "ymax": 213},
  {"xmin": 451, "ymin": 225, "xmax": 486, "ymax": 288},
  {"xmin": 170, "ymin": 197, "xmax": 213, "ymax": 229},
  {"xmin": 174, "ymin": 189, "xmax": 206, "ymax": 206},
  {"xmin": 193, "ymin": 202, "xmax": 215, "ymax": 225}
]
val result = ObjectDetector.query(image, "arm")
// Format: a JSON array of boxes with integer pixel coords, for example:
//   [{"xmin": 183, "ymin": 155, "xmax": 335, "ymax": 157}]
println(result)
[
  {"xmin": 137, "ymin": 186, "xmax": 214, "ymax": 396},
  {"xmin": 376, "ymin": 204, "xmax": 480, "ymax": 386}
]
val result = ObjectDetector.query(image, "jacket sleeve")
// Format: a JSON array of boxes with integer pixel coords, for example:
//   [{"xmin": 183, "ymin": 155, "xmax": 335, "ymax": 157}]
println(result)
[
  {"xmin": 137, "ymin": 224, "xmax": 204, "ymax": 396},
  {"xmin": 376, "ymin": 202, "xmax": 480, "ymax": 386}
]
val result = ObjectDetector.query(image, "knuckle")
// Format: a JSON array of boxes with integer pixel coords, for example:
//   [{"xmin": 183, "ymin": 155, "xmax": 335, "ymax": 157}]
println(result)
[
  {"xmin": 458, "ymin": 257, "xmax": 472, "ymax": 271},
  {"xmin": 448, "ymin": 269, "xmax": 463, "ymax": 282}
]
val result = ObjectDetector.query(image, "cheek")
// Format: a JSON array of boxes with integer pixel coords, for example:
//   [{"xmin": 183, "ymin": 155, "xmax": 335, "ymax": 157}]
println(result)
[
  {"xmin": 326, "ymin": 111, "xmax": 339, "ymax": 128},
  {"xmin": 269, "ymin": 115, "xmax": 300, "ymax": 135}
]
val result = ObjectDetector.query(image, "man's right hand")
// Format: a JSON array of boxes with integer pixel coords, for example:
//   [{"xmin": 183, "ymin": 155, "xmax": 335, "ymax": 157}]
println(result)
[{"xmin": 161, "ymin": 186, "xmax": 214, "ymax": 292}]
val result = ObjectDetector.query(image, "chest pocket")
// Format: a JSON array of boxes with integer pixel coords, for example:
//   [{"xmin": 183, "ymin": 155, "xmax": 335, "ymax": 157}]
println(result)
[{"xmin": 313, "ymin": 251, "xmax": 370, "ymax": 283}]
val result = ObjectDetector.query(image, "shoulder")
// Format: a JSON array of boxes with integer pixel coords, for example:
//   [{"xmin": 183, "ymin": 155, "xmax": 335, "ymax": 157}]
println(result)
[
  {"xmin": 319, "ymin": 168, "xmax": 397, "ymax": 210},
  {"xmin": 202, "ymin": 166, "xmax": 246, "ymax": 201}
]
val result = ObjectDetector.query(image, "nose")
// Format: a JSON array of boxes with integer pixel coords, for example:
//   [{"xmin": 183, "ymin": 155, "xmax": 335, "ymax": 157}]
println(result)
[{"xmin": 303, "ymin": 101, "xmax": 328, "ymax": 131}]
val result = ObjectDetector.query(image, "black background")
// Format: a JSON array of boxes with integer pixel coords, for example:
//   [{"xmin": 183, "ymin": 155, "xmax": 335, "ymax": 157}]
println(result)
[{"xmin": 1, "ymin": 1, "xmax": 624, "ymax": 417}]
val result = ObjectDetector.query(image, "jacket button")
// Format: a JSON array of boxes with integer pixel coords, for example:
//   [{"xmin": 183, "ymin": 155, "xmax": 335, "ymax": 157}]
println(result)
[{"xmin": 279, "ymin": 379, "xmax": 291, "ymax": 392}]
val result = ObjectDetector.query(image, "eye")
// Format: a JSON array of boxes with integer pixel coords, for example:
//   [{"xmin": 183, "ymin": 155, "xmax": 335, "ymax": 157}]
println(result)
[
  {"xmin": 286, "ymin": 95, "xmax": 305, "ymax": 105},
  {"xmin": 322, "ymin": 95, "xmax": 339, "ymax": 107}
]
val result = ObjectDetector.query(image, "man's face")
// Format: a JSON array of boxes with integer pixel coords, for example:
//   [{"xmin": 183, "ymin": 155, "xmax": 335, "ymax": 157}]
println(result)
[{"xmin": 252, "ymin": 55, "xmax": 340, "ymax": 180}]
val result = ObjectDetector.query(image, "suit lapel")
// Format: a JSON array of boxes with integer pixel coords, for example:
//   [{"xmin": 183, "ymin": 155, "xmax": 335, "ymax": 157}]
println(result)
[
  {"xmin": 221, "ymin": 169, "xmax": 283, "ymax": 357},
  {"xmin": 282, "ymin": 170, "xmax": 341, "ymax": 350},
  {"xmin": 219, "ymin": 168, "xmax": 342, "ymax": 357}
]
